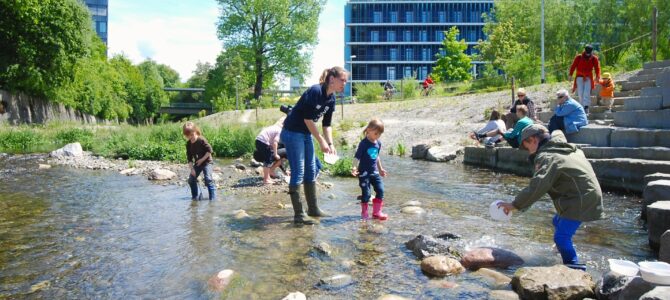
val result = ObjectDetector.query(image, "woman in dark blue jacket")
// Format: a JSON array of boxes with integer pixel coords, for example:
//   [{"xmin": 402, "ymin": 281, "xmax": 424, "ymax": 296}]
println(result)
[{"xmin": 281, "ymin": 66, "xmax": 348, "ymax": 224}]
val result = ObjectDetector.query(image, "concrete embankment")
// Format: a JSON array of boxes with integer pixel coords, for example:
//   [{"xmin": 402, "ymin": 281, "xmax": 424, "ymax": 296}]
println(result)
[{"xmin": 0, "ymin": 90, "xmax": 102, "ymax": 124}]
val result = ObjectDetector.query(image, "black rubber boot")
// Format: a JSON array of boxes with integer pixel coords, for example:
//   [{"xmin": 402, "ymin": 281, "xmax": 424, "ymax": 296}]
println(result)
[
  {"xmin": 289, "ymin": 185, "xmax": 315, "ymax": 225},
  {"xmin": 304, "ymin": 182, "xmax": 329, "ymax": 217}
]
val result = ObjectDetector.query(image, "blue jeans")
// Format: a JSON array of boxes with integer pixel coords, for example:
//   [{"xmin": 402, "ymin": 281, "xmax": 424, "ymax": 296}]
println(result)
[
  {"xmin": 359, "ymin": 172, "xmax": 384, "ymax": 203},
  {"xmin": 281, "ymin": 129, "xmax": 317, "ymax": 186},
  {"xmin": 552, "ymin": 214, "xmax": 582, "ymax": 264},
  {"xmin": 188, "ymin": 163, "xmax": 215, "ymax": 200}
]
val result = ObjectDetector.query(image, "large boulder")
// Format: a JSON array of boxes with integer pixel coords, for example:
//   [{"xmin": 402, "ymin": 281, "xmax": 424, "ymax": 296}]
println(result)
[
  {"xmin": 640, "ymin": 286, "xmax": 670, "ymax": 300},
  {"xmin": 460, "ymin": 247, "xmax": 524, "ymax": 270},
  {"xmin": 596, "ymin": 271, "xmax": 656, "ymax": 300},
  {"xmin": 50, "ymin": 142, "xmax": 83, "ymax": 158},
  {"xmin": 411, "ymin": 142, "xmax": 438, "ymax": 159},
  {"xmin": 425, "ymin": 146, "xmax": 463, "ymax": 162},
  {"xmin": 405, "ymin": 235, "xmax": 460, "ymax": 259},
  {"xmin": 660, "ymin": 230, "xmax": 670, "ymax": 263},
  {"xmin": 148, "ymin": 168, "xmax": 177, "ymax": 180},
  {"xmin": 420, "ymin": 255, "xmax": 465, "ymax": 277},
  {"xmin": 511, "ymin": 265, "xmax": 595, "ymax": 300},
  {"xmin": 648, "ymin": 201, "xmax": 670, "ymax": 250}
]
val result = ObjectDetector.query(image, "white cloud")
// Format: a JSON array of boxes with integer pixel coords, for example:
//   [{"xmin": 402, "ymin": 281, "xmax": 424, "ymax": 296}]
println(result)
[{"xmin": 306, "ymin": 0, "xmax": 345, "ymax": 85}]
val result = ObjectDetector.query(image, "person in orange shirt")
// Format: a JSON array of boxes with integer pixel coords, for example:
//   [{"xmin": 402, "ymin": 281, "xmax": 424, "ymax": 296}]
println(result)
[
  {"xmin": 598, "ymin": 72, "xmax": 615, "ymax": 113},
  {"xmin": 569, "ymin": 44, "xmax": 601, "ymax": 114}
]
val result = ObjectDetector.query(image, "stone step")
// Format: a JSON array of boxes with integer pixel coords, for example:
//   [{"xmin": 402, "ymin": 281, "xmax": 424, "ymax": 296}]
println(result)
[
  {"xmin": 614, "ymin": 110, "xmax": 670, "ymax": 129},
  {"xmin": 629, "ymin": 73, "xmax": 658, "ymax": 83},
  {"xmin": 589, "ymin": 119, "xmax": 614, "ymax": 126},
  {"xmin": 644, "ymin": 60, "xmax": 670, "ymax": 70},
  {"xmin": 590, "ymin": 158, "xmax": 670, "ymax": 192},
  {"xmin": 640, "ymin": 87, "xmax": 670, "ymax": 108},
  {"xmin": 623, "ymin": 96, "xmax": 664, "ymax": 111},
  {"xmin": 590, "ymin": 105, "xmax": 622, "ymax": 114},
  {"xmin": 621, "ymin": 80, "xmax": 656, "ymax": 91},
  {"xmin": 656, "ymin": 69, "xmax": 670, "ymax": 88},
  {"xmin": 583, "ymin": 147, "xmax": 670, "ymax": 161},
  {"xmin": 611, "ymin": 128, "xmax": 670, "ymax": 148},
  {"xmin": 538, "ymin": 111, "xmax": 553, "ymax": 123},
  {"xmin": 638, "ymin": 67, "xmax": 670, "ymax": 76},
  {"xmin": 615, "ymin": 89, "xmax": 641, "ymax": 97},
  {"xmin": 566, "ymin": 125, "xmax": 613, "ymax": 147},
  {"xmin": 588, "ymin": 112, "xmax": 614, "ymax": 120}
]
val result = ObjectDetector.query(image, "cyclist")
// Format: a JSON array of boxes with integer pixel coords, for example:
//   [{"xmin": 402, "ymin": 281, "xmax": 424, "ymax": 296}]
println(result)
[
  {"xmin": 383, "ymin": 80, "xmax": 395, "ymax": 100},
  {"xmin": 421, "ymin": 75, "xmax": 434, "ymax": 96}
]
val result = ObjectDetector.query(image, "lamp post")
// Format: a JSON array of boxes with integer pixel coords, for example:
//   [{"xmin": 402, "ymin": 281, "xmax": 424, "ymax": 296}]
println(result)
[
  {"xmin": 235, "ymin": 75, "xmax": 241, "ymax": 111},
  {"xmin": 540, "ymin": 0, "xmax": 546, "ymax": 83},
  {"xmin": 349, "ymin": 55, "xmax": 356, "ymax": 99}
]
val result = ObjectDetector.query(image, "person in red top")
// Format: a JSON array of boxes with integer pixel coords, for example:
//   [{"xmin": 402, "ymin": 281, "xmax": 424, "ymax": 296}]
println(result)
[
  {"xmin": 422, "ymin": 75, "xmax": 434, "ymax": 96},
  {"xmin": 569, "ymin": 45, "xmax": 601, "ymax": 114}
]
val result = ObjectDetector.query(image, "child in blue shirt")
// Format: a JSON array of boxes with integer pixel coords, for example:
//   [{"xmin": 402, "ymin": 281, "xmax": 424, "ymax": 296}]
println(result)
[{"xmin": 352, "ymin": 119, "xmax": 388, "ymax": 220}]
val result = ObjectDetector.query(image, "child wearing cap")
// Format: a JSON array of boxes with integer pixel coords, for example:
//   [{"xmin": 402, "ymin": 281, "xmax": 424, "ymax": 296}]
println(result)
[{"xmin": 598, "ymin": 73, "xmax": 615, "ymax": 113}]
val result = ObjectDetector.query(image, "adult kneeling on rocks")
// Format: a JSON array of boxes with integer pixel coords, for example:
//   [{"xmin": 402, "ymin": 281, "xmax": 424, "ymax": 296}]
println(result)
[
  {"xmin": 280, "ymin": 66, "xmax": 347, "ymax": 224},
  {"xmin": 497, "ymin": 124, "xmax": 604, "ymax": 270}
]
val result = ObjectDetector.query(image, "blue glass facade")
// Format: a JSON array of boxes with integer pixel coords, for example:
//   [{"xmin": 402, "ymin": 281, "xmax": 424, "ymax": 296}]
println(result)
[
  {"xmin": 344, "ymin": 0, "xmax": 493, "ymax": 96},
  {"xmin": 84, "ymin": 0, "xmax": 108, "ymax": 44}
]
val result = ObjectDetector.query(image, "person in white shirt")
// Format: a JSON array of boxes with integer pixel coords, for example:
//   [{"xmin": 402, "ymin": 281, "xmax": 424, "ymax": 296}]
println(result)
[
  {"xmin": 254, "ymin": 117, "xmax": 288, "ymax": 184},
  {"xmin": 469, "ymin": 109, "xmax": 506, "ymax": 147}
]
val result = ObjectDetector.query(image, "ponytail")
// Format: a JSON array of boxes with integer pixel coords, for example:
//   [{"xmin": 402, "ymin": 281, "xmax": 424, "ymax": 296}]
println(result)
[{"xmin": 319, "ymin": 66, "xmax": 348, "ymax": 85}]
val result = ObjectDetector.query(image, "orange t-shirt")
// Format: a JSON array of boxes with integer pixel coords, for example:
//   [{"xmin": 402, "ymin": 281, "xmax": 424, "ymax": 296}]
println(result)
[{"xmin": 599, "ymin": 79, "xmax": 615, "ymax": 98}]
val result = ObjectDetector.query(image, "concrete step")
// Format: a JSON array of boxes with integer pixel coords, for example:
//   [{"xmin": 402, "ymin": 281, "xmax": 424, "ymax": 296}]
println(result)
[
  {"xmin": 611, "ymin": 128, "xmax": 670, "ymax": 148},
  {"xmin": 638, "ymin": 67, "xmax": 670, "ymax": 76},
  {"xmin": 644, "ymin": 60, "xmax": 670, "ymax": 70},
  {"xmin": 589, "ymin": 119, "xmax": 614, "ymax": 126},
  {"xmin": 629, "ymin": 73, "xmax": 659, "ymax": 82},
  {"xmin": 583, "ymin": 147, "xmax": 670, "ymax": 161},
  {"xmin": 588, "ymin": 112, "xmax": 614, "ymax": 120},
  {"xmin": 615, "ymin": 90, "xmax": 641, "ymax": 97},
  {"xmin": 590, "ymin": 105, "xmax": 622, "ymax": 114},
  {"xmin": 538, "ymin": 111, "xmax": 552, "ymax": 123},
  {"xmin": 590, "ymin": 158, "xmax": 670, "ymax": 192},
  {"xmin": 614, "ymin": 109, "xmax": 670, "ymax": 129},
  {"xmin": 623, "ymin": 96, "xmax": 664, "ymax": 111},
  {"xmin": 566, "ymin": 125, "xmax": 614, "ymax": 147},
  {"xmin": 641, "ymin": 87, "xmax": 670, "ymax": 108},
  {"xmin": 656, "ymin": 69, "xmax": 670, "ymax": 88},
  {"xmin": 621, "ymin": 80, "xmax": 656, "ymax": 91}
]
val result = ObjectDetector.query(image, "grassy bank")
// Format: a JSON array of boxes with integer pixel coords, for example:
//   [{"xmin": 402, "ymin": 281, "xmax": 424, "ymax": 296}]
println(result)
[{"xmin": 0, "ymin": 122, "xmax": 258, "ymax": 163}]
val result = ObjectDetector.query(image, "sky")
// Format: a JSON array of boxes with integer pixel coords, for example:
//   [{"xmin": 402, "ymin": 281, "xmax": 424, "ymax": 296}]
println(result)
[{"xmin": 108, "ymin": 0, "xmax": 345, "ymax": 85}]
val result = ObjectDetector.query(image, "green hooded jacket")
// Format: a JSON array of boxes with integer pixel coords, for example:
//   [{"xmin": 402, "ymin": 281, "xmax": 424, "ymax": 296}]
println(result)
[{"xmin": 512, "ymin": 131, "xmax": 604, "ymax": 222}]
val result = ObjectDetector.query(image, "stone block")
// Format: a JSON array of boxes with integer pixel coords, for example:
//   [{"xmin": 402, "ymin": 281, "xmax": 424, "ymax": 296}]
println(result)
[
  {"xmin": 640, "ymin": 286, "xmax": 670, "ymax": 300},
  {"xmin": 538, "ymin": 111, "xmax": 553, "ymax": 123},
  {"xmin": 614, "ymin": 110, "xmax": 670, "ymax": 129},
  {"xmin": 656, "ymin": 69, "xmax": 670, "ymax": 88},
  {"xmin": 639, "ymin": 67, "xmax": 670, "ymax": 76},
  {"xmin": 644, "ymin": 60, "xmax": 670, "ymax": 69},
  {"xmin": 616, "ymin": 89, "xmax": 641, "ymax": 97},
  {"xmin": 583, "ymin": 147, "xmax": 670, "ymax": 161},
  {"xmin": 463, "ymin": 147, "xmax": 497, "ymax": 169},
  {"xmin": 621, "ymin": 80, "xmax": 656, "ymax": 91},
  {"xmin": 495, "ymin": 147, "xmax": 533, "ymax": 177},
  {"xmin": 647, "ymin": 201, "xmax": 670, "ymax": 250},
  {"xmin": 645, "ymin": 173, "xmax": 670, "ymax": 186},
  {"xmin": 426, "ymin": 146, "xmax": 463, "ymax": 162},
  {"xmin": 660, "ymin": 230, "xmax": 670, "ymax": 263},
  {"xmin": 610, "ymin": 128, "xmax": 670, "ymax": 148},
  {"xmin": 629, "ymin": 73, "xmax": 660, "ymax": 83},
  {"xmin": 566, "ymin": 125, "xmax": 613, "ymax": 147},
  {"xmin": 512, "ymin": 265, "xmax": 595, "ymax": 300},
  {"xmin": 645, "ymin": 180, "xmax": 670, "ymax": 206},
  {"xmin": 623, "ymin": 96, "xmax": 664, "ymax": 111},
  {"xmin": 590, "ymin": 159, "xmax": 670, "ymax": 192}
]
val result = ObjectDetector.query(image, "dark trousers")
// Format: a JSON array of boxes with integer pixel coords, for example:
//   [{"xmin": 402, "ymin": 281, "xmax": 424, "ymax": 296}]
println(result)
[
  {"xmin": 188, "ymin": 163, "xmax": 215, "ymax": 200},
  {"xmin": 359, "ymin": 172, "xmax": 384, "ymax": 203},
  {"xmin": 548, "ymin": 115, "xmax": 565, "ymax": 133}
]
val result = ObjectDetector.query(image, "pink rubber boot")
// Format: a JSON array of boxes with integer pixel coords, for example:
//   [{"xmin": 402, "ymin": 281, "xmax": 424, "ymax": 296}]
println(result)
[
  {"xmin": 361, "ymin": 202, "xmax": 369, "ymax": 220},
  {"xmin": 372, "ymin": 198, "xmax": 388, "ymax": 220}
]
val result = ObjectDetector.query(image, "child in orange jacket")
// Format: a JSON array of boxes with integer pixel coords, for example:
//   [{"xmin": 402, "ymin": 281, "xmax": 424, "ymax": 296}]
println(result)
[{"xmin": 598, "ymin": 72, "xmax": 615, "ymax": 112}]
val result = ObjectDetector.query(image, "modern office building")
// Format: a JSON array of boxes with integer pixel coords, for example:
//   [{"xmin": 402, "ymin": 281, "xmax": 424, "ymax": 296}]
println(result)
[
  {"xmin": 344, "ymin": 0, "xmax": 494, "ymax": 96},
  {"xmin": 84, "ymin": 0, "xmax": 108, "ymax": 45}
]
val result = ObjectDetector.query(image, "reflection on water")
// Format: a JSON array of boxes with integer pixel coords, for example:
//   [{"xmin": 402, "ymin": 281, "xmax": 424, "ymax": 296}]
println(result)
[{"xmin": 0, "ymin": 155, "xmax": 651, "ymax": 299}]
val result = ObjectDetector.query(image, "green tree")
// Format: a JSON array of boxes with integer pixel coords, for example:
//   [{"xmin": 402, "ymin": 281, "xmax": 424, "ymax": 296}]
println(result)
[
  {"xmin": 204, "ymin": 48, "xmax": 255, "ymax": 111},
  {"xmin": 0, "ymin": 0, "xmax": 93, "ymax": 96},
  {"xmin": 137, "ymin": 60, "xmax": 169, "ymax": 123},
  {"xmin": 432, "ymin": 27, "xmax": 472, "ymax": 82},
  {"xmin": 110, "ymin": 55, "xmax": 145, "ymax": 121},
  {"xmin": 156, "ymin": 64, "xmax": 181, "ymax": 88},
  {"xmin": 216, "ymin": 0, "xmax": 324, "ymax": 100}
]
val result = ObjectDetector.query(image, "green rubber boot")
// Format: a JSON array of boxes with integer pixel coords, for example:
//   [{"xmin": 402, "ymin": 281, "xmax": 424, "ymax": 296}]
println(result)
[
  {"xmin": 305, "ymin": 182, "xmax": 330, "ymax": 217},
  {"xmin": 289, "ymin": 185, "xmax": 315, "ymax": 225}
]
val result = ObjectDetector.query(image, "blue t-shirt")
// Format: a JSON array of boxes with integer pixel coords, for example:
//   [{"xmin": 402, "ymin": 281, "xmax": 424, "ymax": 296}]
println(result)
[
  {"xmin": 283, "ymin": 84, "xmax": 336, "ymax": 134},
  {"xmin": 355, "ymin": 138, "xmax": 382, "ymax": 175}
]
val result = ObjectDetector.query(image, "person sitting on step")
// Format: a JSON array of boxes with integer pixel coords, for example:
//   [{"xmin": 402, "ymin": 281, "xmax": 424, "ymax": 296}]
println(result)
[
  {"xmin": 548, "ymin": 89, "xmax": 588, "ymax": 135},
  {"xmin": 482, "ymin": 105, "xmax": 533, "ymax": 149}
]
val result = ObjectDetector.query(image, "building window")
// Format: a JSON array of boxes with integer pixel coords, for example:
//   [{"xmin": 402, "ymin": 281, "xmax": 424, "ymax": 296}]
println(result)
[
  {"xmin": 422, "ymin": 48, "xmax": 430, "ymax": 61},
  {"xmin": 405, "ymin": 11, "xmax": 413, "ymax": 23},
  {"xmin": 98, "ymin": 21, "xmax": 107, "ymax": 33},
  {"xmin": 405, "ymin": 48, "xmax": 413, "ymax": 61},
  {"xmin": 387, "ymin": 67, "xmax": 396, "ymax": 80},
  {"xmin": 404, "ymin": 30, "xmax": 412, "ymax": 41},
  {"xmin": 387, "ymin": 31, "xmax": 396, "ymax": 42},
  {"xmin": 371, "ymin": 31, "xmax": 379, "ymax": 42},
  {"xmin": 390, "ymin": 11, "xmax": 398, "ymax": 23},
  {"xmin": 454, "ymin": 11, "xmax": 462, "ymax": 22},
  {"xmin": 420, "ymin": 66, "xmax": 428, "ymax": 80},
  {"xmin": 373, "ymin": 11, "xmax": 382, "ymax": 23},
  {"xmin": 436, "ymin": 31, "xmax": 444, "ymax": 41},
  {"xmin": 419, "ymin": 30, "xmax": 428, "ymax": 42},
  {"xmin": 421, "ymin": 11, "xmax": 430, "ymax": 23},
  {"xmin": 469, "ymin": 29, "xmax": 477, "ymax": 42},
  {"xmin": 404, "ymin": 66, "xmax": 413, "ymax": 78},
  {"xmin": 390, "ymin": 48, "xmax": 398, "ymax": 61},
  {"xmin": 470, "ymin": 11, "xmax": 479, "ymax": 22},
  {"xmin": 438, "ymin": 11, "xmax": 446, "ymax": 23}
]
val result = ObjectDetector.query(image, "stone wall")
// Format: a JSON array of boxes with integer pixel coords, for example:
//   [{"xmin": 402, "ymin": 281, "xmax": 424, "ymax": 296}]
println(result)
[{"xmin": 0, "ymin": 90, "xmax": 104, "ymax": 125}]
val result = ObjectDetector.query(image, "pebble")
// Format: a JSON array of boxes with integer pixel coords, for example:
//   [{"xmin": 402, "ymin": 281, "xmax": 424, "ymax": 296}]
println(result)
[
  {"xmin": 282, "ymin": 292, "xmax": 306, "ymax": 300},
  {"xmin": 401, "ymin": 206, "xmax": 426, "ymax": 214},
  {"xmin": 401, "ymin": 200, "xmax": 421, "ymax": 207},
  {"xmin": 233, "ymin": 210, "xmax": 250, "ymax": 219},
  {"xmin": 29, "ymin": 280, "xmax": 50, "ymax": 293},
  {"xmin": 38, "ymin": 164, "xmax": 51, "ymax": 169},
  {"xmin": 317, "ymin": 274, "xmax": 354, "ymax": 289},
  {"xmin": 208, "ymin": 269, "xmax": 235, "ymax": 292}
]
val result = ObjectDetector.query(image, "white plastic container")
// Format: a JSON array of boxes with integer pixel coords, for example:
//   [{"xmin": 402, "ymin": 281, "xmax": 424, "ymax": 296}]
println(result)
[
  {"xmin": 638, "ymin": 261, "xmax": 670, "ymax": 285},
  {"xmin": 608, "ymin": 259, "xmax": 639, "ymax": 277},
  {"xmin": 489, "ymin": 200, "xmax": 512, "ymax": 221},
  {"xmin": 323, "ymin": 153, "xmax": 339, "ymax": 165}
]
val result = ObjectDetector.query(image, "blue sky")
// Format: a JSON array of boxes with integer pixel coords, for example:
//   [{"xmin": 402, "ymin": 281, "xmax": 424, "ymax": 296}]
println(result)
[{"xmin": 108, "ymin": 0, "xmax": 345, "ymax": 85}]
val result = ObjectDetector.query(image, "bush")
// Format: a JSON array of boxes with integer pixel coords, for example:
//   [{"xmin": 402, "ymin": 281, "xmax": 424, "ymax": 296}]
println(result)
[
  {"xmin": 208, "ymin": 126, "xmax": 256, "ymax": 158},
  {"xmin": 356, "ymin": 83, "xmax": 384, "ymax": 103},
  {"xmin": 55, "ymin": 128, "xmax": 94, "ymax": 150},
  {"xmin": 398, "ymin": 78, "xmax": 419, "ymax": 99},
  {"xmin": 0, "ymin": 129, "xmax": 44, "ymax": 151},
  {"xmin": 329, "ymin": 156, "xmax": 353, "ymax": 177}
]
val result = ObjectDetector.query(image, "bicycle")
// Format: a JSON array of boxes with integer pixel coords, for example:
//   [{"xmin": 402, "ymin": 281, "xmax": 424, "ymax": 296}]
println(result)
[
  {"xmin": 383, "ymin": 88, "xmax": 395, "ymax": 101},
  {"xmin": 421, "ymin": 84, "xmax": 435, "ymax": 97}
]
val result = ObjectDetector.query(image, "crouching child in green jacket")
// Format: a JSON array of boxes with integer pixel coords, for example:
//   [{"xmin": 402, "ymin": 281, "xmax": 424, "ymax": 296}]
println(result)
[{"xmin": 497, "ymin": 124, "xmax": 604, "ymax": 270}]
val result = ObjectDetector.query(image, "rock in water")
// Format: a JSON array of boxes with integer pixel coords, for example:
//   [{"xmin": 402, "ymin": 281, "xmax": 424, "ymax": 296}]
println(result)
[
  {"xmin": 596, "ymin": 271, "xmax": 655, "ymax": 300},
  {"xmin": 208, "ymin": 269, "xmax": 235, "ymax": 292},
  {"xmin": 233, "ymin": 210, "xmax": 249, "ymax": 219},
  {"xmin": 317, "ymin": 274, "xmax": 353, "ymax": 289},
  {"xmin": 425, "ymin": 146, "xmax": 463, "ymax": 162},
  {"xmin": 50, "ymin": 142, "xmax": 83, "ymax": 158},
  {"xmin": 420, "ymin": 255, "xmax": 465, "ymax": 276},
  {"xmin": 401, "ymin": 200, "xmax": 422, "ymax": 207},
  {"xmin": 640, "ymin": 287, "xmax": 670, "ymax": 300},
  {"xmin": 411, "ymin": 143, "xmax": 434, "ymax": 159},
  {"xmin": 377, "ymin": 295, "xmax": 411, "ymax": 300},
  {"xmin": 281, "ymin": 291, "xmax": 307, "ymax": 300},
  {"xmin": 474, "ymin": 267, "xmax": 512, "ymax": 287},
  {"xmin": 460, "ymin": 247, "xmax": 524, "ymax": 270},
  {"xmin": 148, "ymin": 168, "xmax": 176, "ymax": 180},
  {"xmin": 38, "ymin": 164, "xmax": 51, "ymax": 169},
  {"xmin": 405, "ymin": 235, "xmax": 459, "ymax": 259},
  {"xmin": 401, "ymin": 206, "xmax": 426, "ymax": 214},
  {"xmin": 489, "ymin": 290, "xmax": 520, "ymax": 300},
  {"xmin": 119, "ymin": 168, "xmax": 136, "ymax": 175},
  {"xmin": 311, "ymin": 241, "xmax": 333, "ymax": 257},
  {"xmin": 512, "ymin": 265, "xmax": 595, "ymax": 300}
]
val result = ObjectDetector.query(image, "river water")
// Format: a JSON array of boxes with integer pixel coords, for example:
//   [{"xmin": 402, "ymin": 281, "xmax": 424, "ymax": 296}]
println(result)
[{"xmin": 0, "ymin": 155, "xmax": 651, "ymax": 299}]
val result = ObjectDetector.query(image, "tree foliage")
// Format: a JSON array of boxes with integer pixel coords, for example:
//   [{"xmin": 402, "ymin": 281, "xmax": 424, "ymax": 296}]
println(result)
[
  {"xmin": 216, "ymin": 0, "xmax": 324, "ymax": 100},
  {"xmin": 432, "ymin": 27, "xmax": 472, "ymax": 82}
]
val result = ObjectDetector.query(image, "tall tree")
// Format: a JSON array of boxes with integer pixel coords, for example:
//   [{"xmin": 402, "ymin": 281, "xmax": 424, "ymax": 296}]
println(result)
[
  {"xmin": 432, "ymin": 27, "xmax": 472, "ymax": 82},
  {"xmin": 204, "ymin": 47, "xmax": 256, "ymax": 111},
  {"xmin": 216, "ymin": 0, "xmax": 324, "ymax": 100}
]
